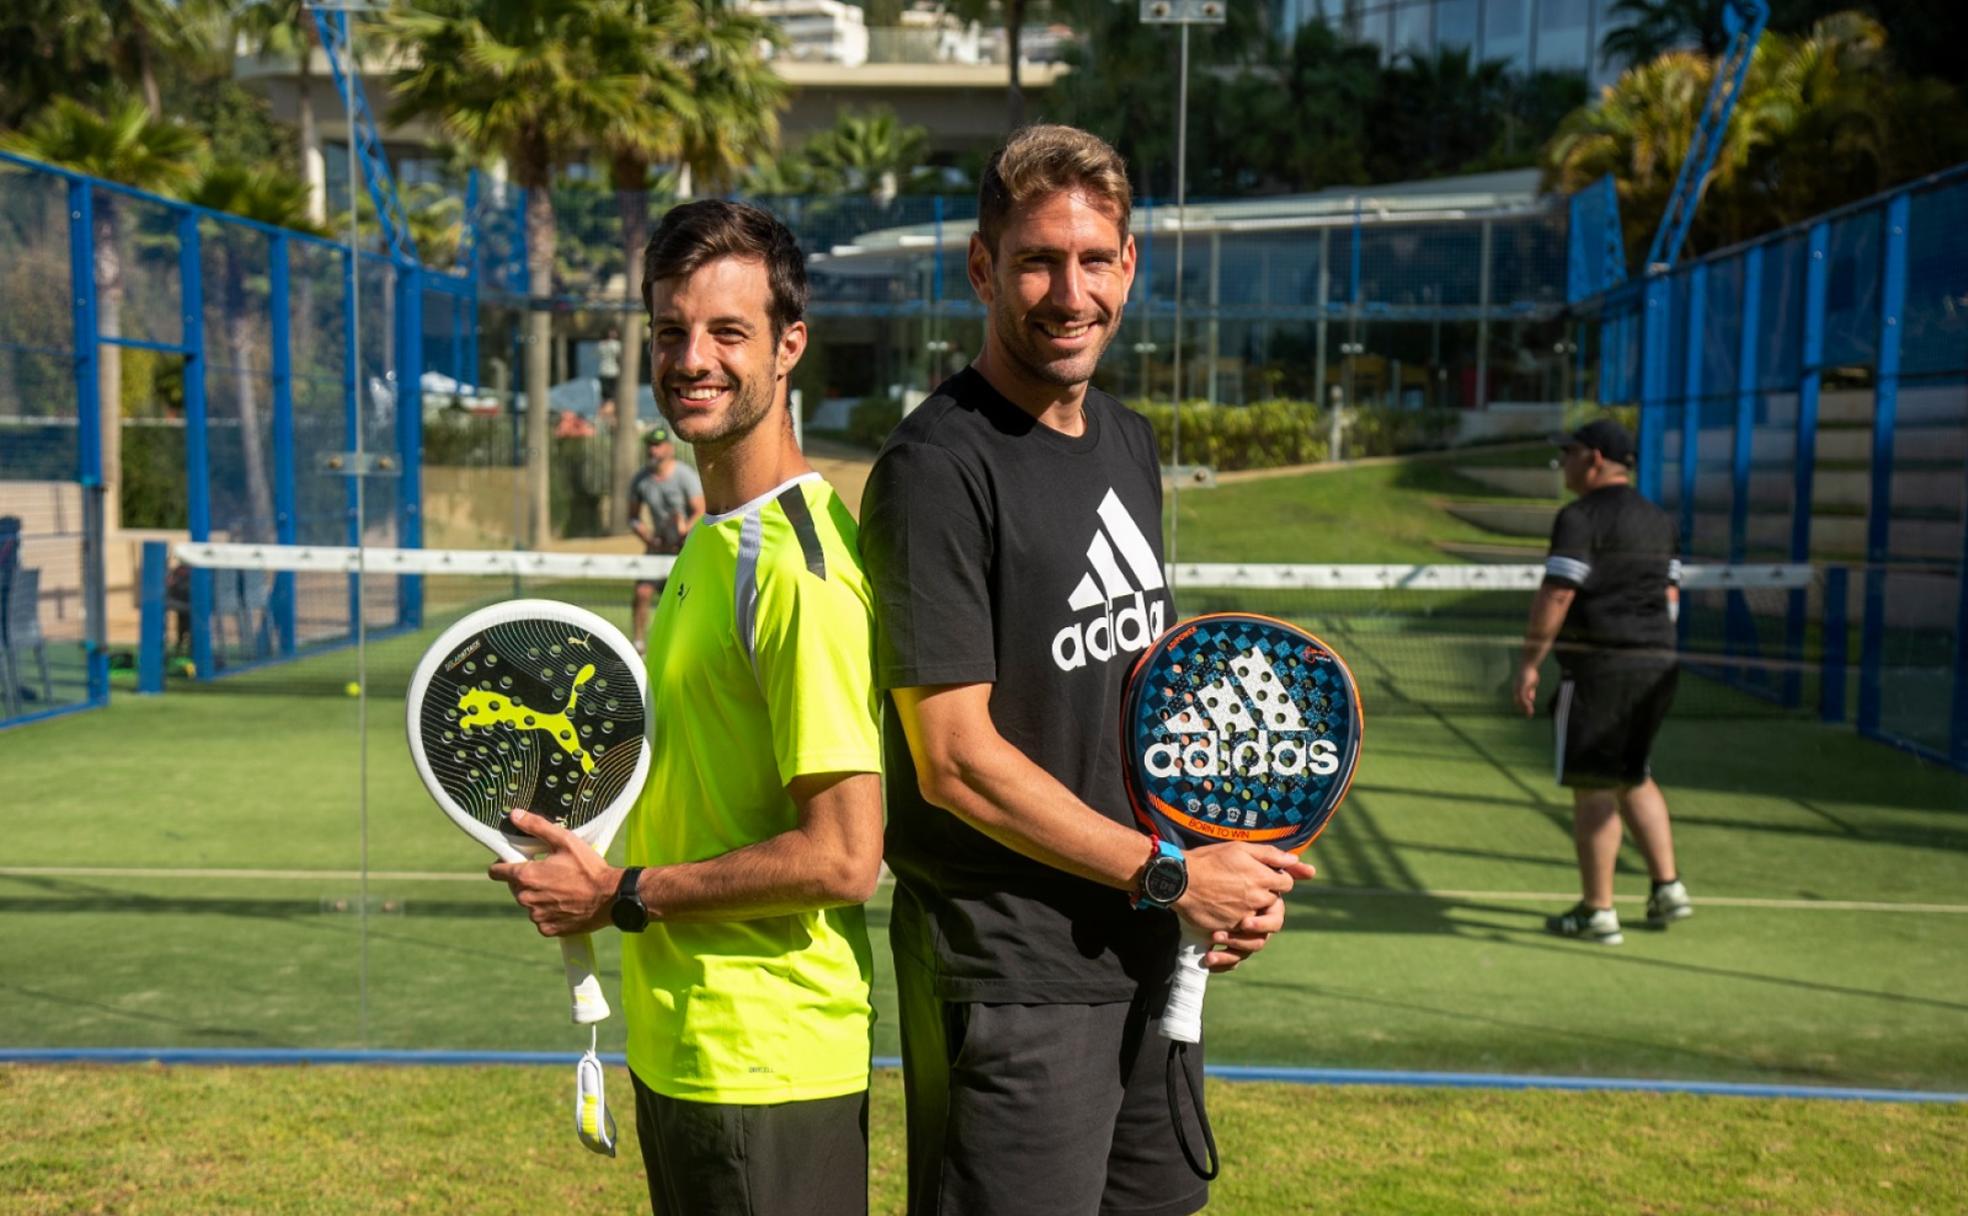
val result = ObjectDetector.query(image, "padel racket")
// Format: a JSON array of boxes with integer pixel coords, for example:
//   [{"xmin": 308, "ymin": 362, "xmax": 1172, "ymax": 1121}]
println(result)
[
  {"xmin": 407, "ymin": 599, "xmax": 650, "ymax": 1025},
  {"xmin": 1121, "ymin": 613, "xmax": 1363, "ymax": 1045}
]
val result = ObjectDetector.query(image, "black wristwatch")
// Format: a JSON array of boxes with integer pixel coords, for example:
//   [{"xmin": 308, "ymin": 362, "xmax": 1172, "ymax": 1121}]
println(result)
[
  {"xmin": 610, "ymin": 866, "xmax": 649, "ymax": 933},
  {"xmin": 1134, "ymin": 839, "xmax": 1189, "ymax": 910}
]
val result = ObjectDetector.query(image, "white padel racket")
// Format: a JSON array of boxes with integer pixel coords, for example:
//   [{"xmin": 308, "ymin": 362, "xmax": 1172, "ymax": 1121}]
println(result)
[{"xmin": 407, "ymin": 599, "xmax": 650, "ymax": 1024}]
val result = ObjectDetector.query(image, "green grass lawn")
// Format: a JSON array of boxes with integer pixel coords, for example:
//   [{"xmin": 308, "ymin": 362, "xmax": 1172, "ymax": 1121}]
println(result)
[
  {"xmin": 1169, "ymin": 458, "xmax": 1555, "ymax": 564},
  {"xmin": 3, "ymin": 1065, "xmax": 1963, "ymax": 1216}
]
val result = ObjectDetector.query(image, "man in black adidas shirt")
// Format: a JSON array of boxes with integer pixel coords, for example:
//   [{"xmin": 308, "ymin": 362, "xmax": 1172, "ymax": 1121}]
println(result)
[
  {"xmin": 859, "ymin": 125, "xmax": 1314, "ymax": 1216},
  {"xmin": 1514, "ymin": 418, "xmax": 1693, "ymax": 946}
]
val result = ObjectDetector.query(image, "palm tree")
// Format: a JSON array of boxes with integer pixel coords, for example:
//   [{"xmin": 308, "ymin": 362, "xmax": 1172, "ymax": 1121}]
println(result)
[
  {"xmin": 385, "ymin": 0, "xmax": 642, "ymax": 547},
  {"xmin": 1367, "ymin": 47, "xmax": 1514, "ymax": 181},
  {"xmin": 667, "ymin": 3, "xmax": 786, "ymax": 198},
  {"xmin": 801, "ymin": 107, "xmax": 929, "ymax": 207},
  {"xmin": 184, "ymin": 162, "xmax": 326, "ymax": 543},
  {"xmin": 0, "ymin": 94, "xmax": 203, "ymax": 530},
  {"xmin": 1600, "ymin": 0, "xmax": 1733, "ymax": 71},
  {"xmin": 1547, "ymin": 12, "xmax": 1968, "ymax": 260},
  {"xmin": 230, "ymin": 0, "xmax": 328, "ymax": 225}
]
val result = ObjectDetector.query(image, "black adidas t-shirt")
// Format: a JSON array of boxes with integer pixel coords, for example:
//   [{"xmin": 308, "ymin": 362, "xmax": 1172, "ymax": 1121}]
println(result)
[
  {"xmin": 858, "ymin": 367, "xmax": 1177, "ymax": 1003},
  {"xmin": 1543, "ymin": 482, "xmax": 1680, "ymax": 669}
]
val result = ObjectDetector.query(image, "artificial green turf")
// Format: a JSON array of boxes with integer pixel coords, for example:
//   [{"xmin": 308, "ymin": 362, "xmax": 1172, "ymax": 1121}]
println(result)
[
  {"xmin": 3, "ymin": 1066, "xmax": 1963, "ymax": 1216},
  {"xmin": 6, "ymin": 660, "xmax": 1967, "ymax": 1088},
  {"xmin": 1169, "ymin": 458, "xmax": 1557, "ymax": 564}
]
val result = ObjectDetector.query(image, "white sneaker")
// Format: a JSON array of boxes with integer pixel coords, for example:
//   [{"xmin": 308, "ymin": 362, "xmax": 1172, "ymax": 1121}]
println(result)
[
  {"xmin": 1545, "ymin": 902, "xmax": 1623, "ymax": 945},
  {"xmin": 1646, "ymin": 880, "xmax": 1693, "ymax": 928}
]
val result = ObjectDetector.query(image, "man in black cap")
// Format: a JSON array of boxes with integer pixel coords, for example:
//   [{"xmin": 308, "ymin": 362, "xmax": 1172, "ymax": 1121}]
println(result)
[{"xmin": 1513, "ymin": 418, "xmax": 1692, "ymax": 944}]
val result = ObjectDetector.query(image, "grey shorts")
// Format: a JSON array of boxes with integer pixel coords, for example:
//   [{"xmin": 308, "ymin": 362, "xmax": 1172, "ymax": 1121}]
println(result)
[
  {"xmin": 631, "ymin": 1073, "xmax": 868, "ymax": 1216},
  {"xmin": 894, "ymin": 955, "xmax": 1211, "ymax": 1216}
]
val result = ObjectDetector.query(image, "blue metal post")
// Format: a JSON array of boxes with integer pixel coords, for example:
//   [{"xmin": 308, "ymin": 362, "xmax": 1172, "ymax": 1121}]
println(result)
[
  {"xmin": 931, "ymin": 194, "xmax": 944, "ymax": 305},
  {"xmin": 1725, "ymin": 247, "xmax": 1763, "ymax": 673},
  {"xmin": 1678, "ymin": 265, "xmax": 1705, "ymax": 548},
  {"xmin": 1821, "ymin": 564, "xmax": 1848, "ymax": 723},
  {"xmin": 1637, "ymin": 275, "xmax": 1672, "ymax": 502},
  {"xmin": 1857, "ymin": 194, "xmax": 1909, "ymax": 738},
  {"xmin": 1676, "ymin": 265, "xmax": 1704, "ymax": 650},
  {"xmin": 395, "ymin": 264, "xmax": 424, "ymax": 628},
  {"xmin": 269, "ymin": 234, "xmax": 297, "ymax": 654},
  {"xmin": 1786, "ymin": 220, "xmax": 1831, "ymax": 708},
  {"xmin": 67, "ymin": 182, "xmax": 110, "ymax": 707},
  {"xmin": 180, "ymin": 212, "xmax": 214, "ymax": 680},
  {"xmin": 1952, "ymin": 456, "xmax": 1968, "ymax": 766},
  {"xmin": 139, "ymin": 541, "xmax": 166, "ymax": 694},
  {"xmin": 1349, "ymin": 195, "xmax": 1363, "ymax": 306}
]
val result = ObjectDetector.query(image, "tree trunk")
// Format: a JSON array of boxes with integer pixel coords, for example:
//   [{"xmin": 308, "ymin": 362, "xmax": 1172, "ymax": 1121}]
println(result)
[
  {"xmin": 94, "ymin": 204, "xmax": 123, "ymax": 532},
  {"xmin": 613, "ymin": 176, "xmax": 651, "ymax": 534},
  {"xmin": 1006, "ymin": 0, "xmax": 1026, "ymax": 131},
  {"xmin": 227, "ymin": 256, "xmax": 277, "ymax": 541},
  {"xmin": 299, "ymin": 31, "xmax": 327, "ymax": 226},
  {"xmin": 523, "ymin": 173, "xmax": 555, "ymax": 548},
  {"xmin": 138, "ymin": 39, "xmax": 163, "ymax": 120}
]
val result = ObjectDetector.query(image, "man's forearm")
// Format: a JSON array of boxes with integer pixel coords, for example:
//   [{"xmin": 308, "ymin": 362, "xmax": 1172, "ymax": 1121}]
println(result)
[
  {"xmin": 637, "ymin": 772, "xmax": 883, "ymax": 922},
  {"xmin": 918, "ymin": 731, "xmax": 1151, "ymax": 891},
  {"xmin": 1521, "ymin": 585, "xmax": 1575, "ymax": 667}
]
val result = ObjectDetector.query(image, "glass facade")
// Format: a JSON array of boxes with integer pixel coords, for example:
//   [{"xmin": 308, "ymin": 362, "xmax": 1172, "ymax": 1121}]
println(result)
[{"xmin": 1279, "ymin": 0, "xmax": 1627, "ymax": 86}]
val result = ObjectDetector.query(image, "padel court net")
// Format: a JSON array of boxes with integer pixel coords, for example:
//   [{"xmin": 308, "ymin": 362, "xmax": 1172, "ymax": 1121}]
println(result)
[{"xmin": 158, "ymin": 543, "xmax": 1836, "ymax": 722}]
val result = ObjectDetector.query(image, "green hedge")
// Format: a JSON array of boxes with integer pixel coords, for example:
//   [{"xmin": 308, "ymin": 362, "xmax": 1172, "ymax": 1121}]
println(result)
[
  {"xmin": 845, "ymin": 396, "xmax": 902, "ymax": 451},
  {"xmin": 1129, "ymin": 399, "xmax": 1460, "ymax": 472}
]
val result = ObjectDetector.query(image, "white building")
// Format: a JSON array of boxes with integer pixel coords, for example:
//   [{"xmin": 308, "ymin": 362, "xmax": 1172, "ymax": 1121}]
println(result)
[{"xmin": 741, "ymin": 0, "xmax": 871, "ymax": 66}]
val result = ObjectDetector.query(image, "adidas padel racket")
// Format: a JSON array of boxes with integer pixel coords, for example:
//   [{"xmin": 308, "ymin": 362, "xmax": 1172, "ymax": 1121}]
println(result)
[
  {"xmin": 407, "ymin": 599, "xmax": 650, "ymax": 1025},
  {"xmin": 1121, "ymin": 612, "xmax": 1363, "ymax": 1044}
]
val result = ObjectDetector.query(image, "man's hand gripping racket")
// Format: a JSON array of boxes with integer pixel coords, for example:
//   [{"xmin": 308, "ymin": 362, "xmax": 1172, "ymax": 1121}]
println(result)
[{"xmin": 1120, "ymin": 613, "xmax": 1362, "ymax": 1175}]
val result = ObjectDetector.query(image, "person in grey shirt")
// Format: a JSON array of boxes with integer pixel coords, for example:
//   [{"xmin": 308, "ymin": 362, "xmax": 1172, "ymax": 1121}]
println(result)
[{"xmin": 628, "ymin": 423, "xmax": 705, "ymax": 652}]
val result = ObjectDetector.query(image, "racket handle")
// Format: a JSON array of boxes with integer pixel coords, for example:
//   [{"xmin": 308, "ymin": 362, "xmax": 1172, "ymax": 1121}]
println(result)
[
  {"xmin": 1160, "ymin": 934, "xmax": 1211, "ymax": 1044},
  {"xmin": 561, "ymin": 933, "xmax": 611, "ymax": 1025}
]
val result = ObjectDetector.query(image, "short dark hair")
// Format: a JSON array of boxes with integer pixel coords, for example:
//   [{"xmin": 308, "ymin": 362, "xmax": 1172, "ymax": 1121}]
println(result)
[
  {"xmin": 641, "ymin": 200, "xmax": 807, "ymax": 335},
  {"xmin": 978, "ymin": 125, "xmax": 1132, "ymax": 257}
]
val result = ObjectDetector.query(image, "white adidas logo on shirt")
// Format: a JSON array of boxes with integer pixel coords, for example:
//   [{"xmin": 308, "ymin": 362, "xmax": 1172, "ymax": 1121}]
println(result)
[
  {"xmin": 1050, "ymin": 488, "xmax": 1169, "ymax": 672},
  {"xmin": 1141, "ymin": 646, "xmax": 1342, "ymax": 781}
]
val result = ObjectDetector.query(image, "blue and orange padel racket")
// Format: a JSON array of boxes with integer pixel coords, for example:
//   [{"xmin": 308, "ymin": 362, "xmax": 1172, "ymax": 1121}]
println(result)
[
  {"xmin": 1120, "ymin": 613, "xmax": 1362, "ymax": 1178},
  {"xmin": 1121, "ymin": 613, "xmax": 1363, "ymax": 1043}
]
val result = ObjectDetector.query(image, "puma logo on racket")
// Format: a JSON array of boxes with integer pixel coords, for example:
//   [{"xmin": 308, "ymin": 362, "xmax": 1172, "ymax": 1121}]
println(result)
[
  {"xmin": 1142, "ymin": 647, "xmax": 1341, "ymax": 780},
  {"xmin": 456, "ymin": 663, "xmax": 598, "ymax": 775}
]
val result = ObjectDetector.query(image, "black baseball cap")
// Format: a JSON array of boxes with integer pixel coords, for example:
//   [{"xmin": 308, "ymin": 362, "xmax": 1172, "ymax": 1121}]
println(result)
[
  {"xmin": 1551, "ymin": 418, "xmax": 1636, "ymax": 466},
  {"xmin": 643, "ymin": 424, "xmax": 672, "ymax": 446}
]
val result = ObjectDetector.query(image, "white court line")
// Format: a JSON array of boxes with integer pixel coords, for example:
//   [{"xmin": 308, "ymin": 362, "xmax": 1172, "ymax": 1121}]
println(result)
[{"xmin": 4, "ymin": 867, "xmax": 1966, "ymax": 914}]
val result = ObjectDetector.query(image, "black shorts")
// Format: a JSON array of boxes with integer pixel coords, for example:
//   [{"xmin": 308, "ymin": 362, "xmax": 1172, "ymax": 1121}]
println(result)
[
  {"xmin": 1552, "ymin": 660, "xmax": 1678, "ymax": 788},
  {"xmin": 631, "ymin": 1073, "xmax": 868, "ymax": 1216},
  {"xmin": 893, "ymin": 954, "xmax": 1210, "ymax": 1216}
]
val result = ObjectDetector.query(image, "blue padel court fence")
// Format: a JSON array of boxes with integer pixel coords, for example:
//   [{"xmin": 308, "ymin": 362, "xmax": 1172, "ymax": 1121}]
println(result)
[
  {"xmin": 3, "ymin": 145, "xmax": 1966, "ymax": 770},
  {"xmin": 1578, "ymin": 163, "xmax": 1968, "ymax": 768}
]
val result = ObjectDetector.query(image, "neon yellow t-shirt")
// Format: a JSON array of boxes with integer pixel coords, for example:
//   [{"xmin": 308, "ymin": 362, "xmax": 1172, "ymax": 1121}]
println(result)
[{"xmin": 622, "ymin": 472, "xmax": 882, "ymax": 1103}]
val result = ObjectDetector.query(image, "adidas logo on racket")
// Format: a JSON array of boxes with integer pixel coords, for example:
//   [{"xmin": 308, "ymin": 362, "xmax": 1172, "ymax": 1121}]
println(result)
[{"xmin": 1141, "ymin": 646, "xmax": 1344, "ymax": 787}]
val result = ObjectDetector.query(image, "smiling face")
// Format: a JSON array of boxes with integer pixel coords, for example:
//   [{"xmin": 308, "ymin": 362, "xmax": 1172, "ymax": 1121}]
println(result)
[
  {"xmin": 970, "ymin": 187, "xmax": 1135, "ymax": 399},
  {"xmin": 647, "ymin": 256, "xmax": 806, "ymax": 451}
]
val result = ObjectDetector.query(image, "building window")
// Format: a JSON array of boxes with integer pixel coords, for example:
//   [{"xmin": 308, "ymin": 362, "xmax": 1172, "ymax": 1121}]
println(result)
[
  {"xmin": 1486, "ymin": 0, "xmax": 1527, "ymax": 40},
  {"xmin": 1436, "ymin": 0, "xmax": 1478, "ymax": 50}
]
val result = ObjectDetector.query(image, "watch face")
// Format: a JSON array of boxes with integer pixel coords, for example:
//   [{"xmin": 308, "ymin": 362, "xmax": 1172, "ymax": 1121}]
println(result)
[
  {"xmin": 1144, "ymin": 856, "xmax": 1188, "ymax": 905},
  {"xmin": 611, "ymin": 898, "xmax": 648, "ymax": 932}
]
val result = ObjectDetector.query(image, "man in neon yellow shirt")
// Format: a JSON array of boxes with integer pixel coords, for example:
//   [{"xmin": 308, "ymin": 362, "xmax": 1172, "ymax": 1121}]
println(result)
[{"xmin": 493, "ymin": 200, "xmax": 883, "ymax": 1216}]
